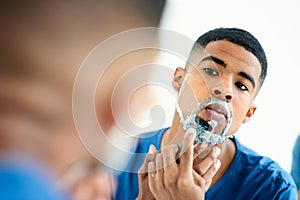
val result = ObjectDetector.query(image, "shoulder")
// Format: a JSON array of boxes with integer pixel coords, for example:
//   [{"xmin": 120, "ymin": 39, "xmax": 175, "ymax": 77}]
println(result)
[
  {"xmin": 233, "ymin": 137, "xmax": 298, "ymax": 199},
  {"xmin": 234, "ymin": 136, "xmax": 293, "ymax": 182},
  {"xmin": 234, "ymin": 136, "xmax": 279, "ymax": 167},
  {"xmin": 116, "ymin": 127, "xmax": 167, "ymax": 173},
  {"xmin": 135, "ymin": 127, "xmax": 168, "ymax": 153}
]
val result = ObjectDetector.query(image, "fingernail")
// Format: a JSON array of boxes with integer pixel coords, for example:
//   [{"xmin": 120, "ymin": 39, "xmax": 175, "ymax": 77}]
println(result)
[
  {"xmin": 215, "ymin": 159, "xmax": 221, "ymax": 169},
  {"xmin": 213, "ymin": 147, "xmax": 221, "ymax": 157},
  {"xmin": 148, "ymin": 144, "xmax": 155, "ymax": 154}
]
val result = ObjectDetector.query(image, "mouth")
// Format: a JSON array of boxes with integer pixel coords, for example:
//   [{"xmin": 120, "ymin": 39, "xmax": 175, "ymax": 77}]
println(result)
[{"xmin": 204, "ymin": 103, "xmax": 228, "ymax": 119}]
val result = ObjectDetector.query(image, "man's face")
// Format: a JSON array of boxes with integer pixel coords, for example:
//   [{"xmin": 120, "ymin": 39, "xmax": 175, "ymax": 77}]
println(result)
[{"xmin": 177, "ymin": 40, "xmax": 262, "ymax": 135}]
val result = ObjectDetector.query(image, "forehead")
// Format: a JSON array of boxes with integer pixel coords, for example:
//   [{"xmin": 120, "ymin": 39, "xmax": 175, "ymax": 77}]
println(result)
[
  {"xmin": 202, "ymin": 40, "xmax": 261, "ymax": 82},
  {"xmin": 204, "ymin": 40, "xmax": 261, "ymax": 66}
]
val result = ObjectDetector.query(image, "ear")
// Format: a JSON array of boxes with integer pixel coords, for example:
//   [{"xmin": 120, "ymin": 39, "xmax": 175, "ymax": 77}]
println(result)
[
  {"xmin": 242, "ymin": 103, "xmax": 257, "ymax": 124},
  {"xmin": 172, "ymin": 67, "xmax": 186, "ymax": 92}
]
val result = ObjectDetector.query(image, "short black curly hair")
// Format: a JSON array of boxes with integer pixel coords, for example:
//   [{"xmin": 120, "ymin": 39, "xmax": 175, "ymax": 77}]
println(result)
[{"xmin": 193, "ymin": 27, "xmax": 267, "ymax": 87}]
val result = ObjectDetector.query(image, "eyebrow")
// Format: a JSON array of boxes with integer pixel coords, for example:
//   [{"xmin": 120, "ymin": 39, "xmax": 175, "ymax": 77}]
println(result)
[
  {"xmin": 201, "ymin": 56, "xmax": 256, "ymax": 89},
  {"xmin": 201, "ymin": 56, "xmax": 227, "ymax": 68},
  {"xmin": 238, "ymin": 72, "xmax": 256, "ymax": 89}
]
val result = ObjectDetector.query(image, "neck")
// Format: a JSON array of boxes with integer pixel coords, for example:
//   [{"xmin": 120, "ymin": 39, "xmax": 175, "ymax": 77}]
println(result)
[
  {"xmin": 161, "ymin": 112, "xmax": 184, "ymax": 148},
  {"xmin": 210, "ymin": 138, "xmax": 236, "ymax": 187}
]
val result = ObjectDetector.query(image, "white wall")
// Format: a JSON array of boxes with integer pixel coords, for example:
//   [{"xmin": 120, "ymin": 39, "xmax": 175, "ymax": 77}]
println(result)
[{"xmin": 154, "ymin": 0, "xmax": 300, "ymax": 172}]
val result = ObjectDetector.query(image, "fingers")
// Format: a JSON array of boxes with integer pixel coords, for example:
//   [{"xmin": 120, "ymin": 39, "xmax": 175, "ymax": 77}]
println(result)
[
  {"xmin": 178, "ymin": 128, "xmax": 196, "ymax": 176},
  {"xmin": 148, "ymin": 161, "xmax": 156, "ymax": 190},
  {"xmin": 138, "ymin": 144, "xmax": 157, "ymax": 175},
  {"xmin": 193, "ymin": 143, "xmax": 209, "ymax": 160},
  {"xmin": 192, "ymin": 159, "xmax": 221, "ymax": 191},
  {"xmin": 202, "ymin": 159, "xmax": 221, "ymax": 186},
  {"xmin": 137, "ymin": 145, "xmax": 157, "ymax": 200},
  {"xmin": 193, "ymin": 146, "xmax": 221, "ymax": 176},
  {"xmin": 148, "ymin": 144, "xmax": 179, "ymax": 199},
  {"xmin": 148, "ymin": 153, "xmax": 169, "ymax": 191},
  {"xmin": 162, "ymin": 144, "xmax": 179, "ymax": 190},
  {"xmin": 155, "ymin": 154, "xmax": 164, "ymax": 188},
  {"xmin": 146, "ymin": 129, "xmax": 221, "ymax": 199},
  {"xmin": 162, "ymin": 144, "xmax": 178, "ymax": 168}
]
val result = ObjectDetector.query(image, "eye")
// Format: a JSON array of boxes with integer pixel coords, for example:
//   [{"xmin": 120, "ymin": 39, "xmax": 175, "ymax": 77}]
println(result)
[
  {"xmin": 203, "ymin": 67, "xmax": 219, "ymax": 76},
  {"xmin": 235, "ymin": 82, "xmax": 248, "ymax": 91}
]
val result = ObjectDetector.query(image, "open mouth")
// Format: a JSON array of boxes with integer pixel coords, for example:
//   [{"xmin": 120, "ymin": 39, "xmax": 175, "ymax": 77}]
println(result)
[
  {"xmin": 195, "ymin": 115, "xmax": 211, "ymax": 131},
  {"xmin": 204, "ymin": 102, "xmax": 228, "ymax": 119},
  {"xmin": 176, "ymin": 97, "xmax": 232, "ymax": 145}
]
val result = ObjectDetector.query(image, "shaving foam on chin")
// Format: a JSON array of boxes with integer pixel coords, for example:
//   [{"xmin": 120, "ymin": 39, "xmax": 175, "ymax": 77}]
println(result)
[{"xmin": 176, "ymin": 98, "xmax": 232, "ymax": 146}]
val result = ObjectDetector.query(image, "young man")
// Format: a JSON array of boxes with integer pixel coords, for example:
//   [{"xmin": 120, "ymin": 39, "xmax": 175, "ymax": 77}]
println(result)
[{"xmin": 114, "ymin": 28, "xmax": 298, "ymax": 199}]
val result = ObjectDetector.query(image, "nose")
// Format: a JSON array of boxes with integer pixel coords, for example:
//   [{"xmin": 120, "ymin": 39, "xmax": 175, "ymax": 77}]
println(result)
[{"xmin": 211, "ymin": 79, "xmax": 233, "ymax": 102}]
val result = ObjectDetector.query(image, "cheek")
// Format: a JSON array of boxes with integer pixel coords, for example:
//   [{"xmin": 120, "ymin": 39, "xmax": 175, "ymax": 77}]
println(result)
[
  {"xmin": 228, "ymin": 98, "xmax": 252, "ymax": 133},
  {"xmin": 187, "ymin": 74, "xmax": 211, "ymax": 99},
  {"xmin": 177, "ymin": 75, "xmax": 212, "ymax": 117},
  {"xmin": 228, "ymin": 111, "xmax": 245, "ymax": 134}
]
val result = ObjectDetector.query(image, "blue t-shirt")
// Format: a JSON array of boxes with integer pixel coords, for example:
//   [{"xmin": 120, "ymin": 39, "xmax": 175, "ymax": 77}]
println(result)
[
  {"xmin": 291, "ymin": 135, "xmax": 300, "ymax": 189},
  {"xmin": 114, "ymin": 128, "xmax": 298, "ymax": 200}
]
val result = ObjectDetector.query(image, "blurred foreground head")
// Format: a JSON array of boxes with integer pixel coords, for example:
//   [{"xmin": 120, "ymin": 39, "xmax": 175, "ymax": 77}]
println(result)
[
  {"xmin": 1, "ymin": 0, "xmax": 165, "ymax": 133},
  {"xmin": 0, "ymin": 0, "xmax": 165, "ymax": 197}
]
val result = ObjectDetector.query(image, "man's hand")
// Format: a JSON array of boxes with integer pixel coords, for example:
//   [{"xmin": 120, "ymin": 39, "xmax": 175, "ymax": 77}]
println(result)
[
  {"xmin": 136, "ymin": 144, "xmax": 157, "ymax": 200},
  {"xmin": 147, "ymin": 128, "xmax": 221, "ymax": 200}
]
